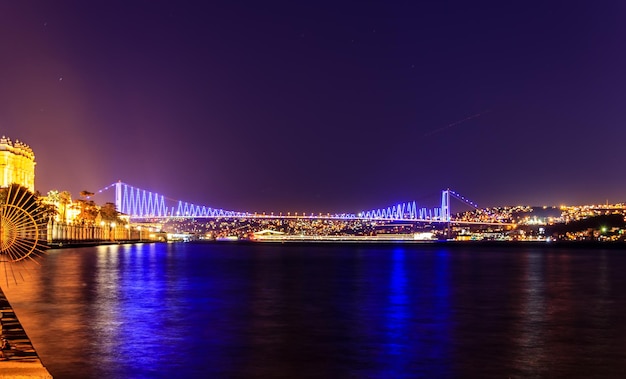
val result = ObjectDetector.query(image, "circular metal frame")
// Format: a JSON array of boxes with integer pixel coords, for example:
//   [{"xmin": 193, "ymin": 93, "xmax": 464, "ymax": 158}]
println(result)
[{"xmin": 0, "ymin": 203, "xmax": 39, "ymax": 262}]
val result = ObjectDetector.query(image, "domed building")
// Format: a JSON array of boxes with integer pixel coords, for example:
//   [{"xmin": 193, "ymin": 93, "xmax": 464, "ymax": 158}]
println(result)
[{"xmin": 0, "ymin": 136, "xmax": 36, "ymax": 192}]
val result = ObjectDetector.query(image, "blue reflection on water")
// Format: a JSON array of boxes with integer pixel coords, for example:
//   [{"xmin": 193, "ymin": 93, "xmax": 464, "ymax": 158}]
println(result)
[
  {"xmin": 383, "ymin": 248, "xmax": 410, "ymax": 375},
  {"xmin": 380, "ymin": 247, "xmax": 452, "ymax": 378},
  {"xmin": 91, "ymin": 243, "xmax": 234, "ymax": 378},
  {"xmin": 387, "ymin": 248, "xmax": 409, "ymax": 342},
  {"xmin": 432, "ymin": 248, "xmax": 452, "ymax": 361},
  {"xmin": 117, "ymin": 244, "xmax": 171, "ymax": 377},
  {"xmin": 8, "ymin": 243, "xmax": 626, "ymax": 378}
]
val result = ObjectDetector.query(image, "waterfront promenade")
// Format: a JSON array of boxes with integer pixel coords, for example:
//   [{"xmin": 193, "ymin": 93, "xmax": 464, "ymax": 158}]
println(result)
[{"xmin": 0, "ymin": 289, "xmax": 52, "ymax": 378}]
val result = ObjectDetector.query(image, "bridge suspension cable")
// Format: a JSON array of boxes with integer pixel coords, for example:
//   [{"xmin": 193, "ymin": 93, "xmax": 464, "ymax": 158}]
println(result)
[
  {"xmin": 448, "ymin": 189, "xmax": 479, "ymax": 208},
  {"xmin": 95, "ymin": 181, "xmax": 479, "ymax": 222},
  {"xmin": 110, "ymin": 182, "xmax": 252, "ymax": 218}
]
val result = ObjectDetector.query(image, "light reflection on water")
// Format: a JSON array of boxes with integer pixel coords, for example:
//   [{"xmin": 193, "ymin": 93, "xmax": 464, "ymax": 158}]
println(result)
[{"xmin": 2, "ymin": 243, "xmax": 626, "ymax": 378}]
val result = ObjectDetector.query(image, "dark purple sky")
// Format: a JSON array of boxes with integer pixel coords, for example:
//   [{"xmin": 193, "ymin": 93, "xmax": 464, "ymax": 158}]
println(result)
[{"xmin": 1, "ymin": 1, "xmax": 625, "ymax": 213}]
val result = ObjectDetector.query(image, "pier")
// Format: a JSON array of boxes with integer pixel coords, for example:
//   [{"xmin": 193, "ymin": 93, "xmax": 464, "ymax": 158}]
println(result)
[{"xmin": 0, "ymin": 288, "xmax": 52, "ymax": 378}]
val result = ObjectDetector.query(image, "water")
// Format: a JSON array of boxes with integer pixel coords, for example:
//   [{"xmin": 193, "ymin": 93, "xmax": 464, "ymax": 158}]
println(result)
[{"xmin": 3, "ymin": 242, "xmax": 626, "ymax": 378}]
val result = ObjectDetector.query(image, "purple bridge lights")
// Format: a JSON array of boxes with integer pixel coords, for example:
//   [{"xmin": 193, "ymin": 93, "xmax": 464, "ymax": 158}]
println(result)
[{"xmin": 94, "ymin": 181, "xmax": 479, "ymax": 222}]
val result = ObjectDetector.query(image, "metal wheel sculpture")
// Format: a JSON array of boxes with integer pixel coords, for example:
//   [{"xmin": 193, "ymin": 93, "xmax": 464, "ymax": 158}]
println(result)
[{"xmin": 0, "ymin": 184, "xmax": 47, "ymax": 285}]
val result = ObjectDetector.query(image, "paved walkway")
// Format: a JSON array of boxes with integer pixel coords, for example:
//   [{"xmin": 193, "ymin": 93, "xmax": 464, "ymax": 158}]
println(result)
[{"xmin": 0, "ymin": 289, "xmax": 52, "ymax": 378}]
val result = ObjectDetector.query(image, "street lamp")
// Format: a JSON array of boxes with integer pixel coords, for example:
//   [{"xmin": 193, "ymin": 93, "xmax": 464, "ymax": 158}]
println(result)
[
  {"xmin": 100, "ymin": 221, "xmax": 106, "ymax": 240},
  {"xmin": 110, "ymin": 222, "xmax": 116, "ymax": 241}
]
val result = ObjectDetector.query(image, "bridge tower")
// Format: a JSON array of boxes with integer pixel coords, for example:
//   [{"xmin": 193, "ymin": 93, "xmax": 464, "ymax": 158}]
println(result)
[
  {"xmin": 441, "ymin": 189, "xmax": 451, "ymax": 222},
  {"xmin": 115, "ymin": 181, "xmax": 122, "ymax": 215}
]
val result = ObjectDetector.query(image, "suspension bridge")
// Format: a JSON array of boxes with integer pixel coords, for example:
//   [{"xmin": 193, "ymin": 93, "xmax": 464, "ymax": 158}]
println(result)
[{"xmin": 94, "ymin": 181, "xmax": 491, "ymax": 224}]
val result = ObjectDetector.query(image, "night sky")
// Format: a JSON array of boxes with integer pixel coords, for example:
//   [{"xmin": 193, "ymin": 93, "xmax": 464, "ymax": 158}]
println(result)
[{"xmin": 1, "ymin": 1, "xmax": 625, "ymax": 213}]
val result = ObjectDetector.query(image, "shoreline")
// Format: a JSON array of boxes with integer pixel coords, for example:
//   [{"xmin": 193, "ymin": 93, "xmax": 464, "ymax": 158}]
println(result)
[
  {"xmin": 45, "ymin": 239, "xmax": 626, "ymax": 251},
  {"xmin": 194, "ymin": 239, "xmax": 626, "ymax": 250},
  {"xmin": 46, "ymin": 240, "xmax": 159, "ymax": 250}
]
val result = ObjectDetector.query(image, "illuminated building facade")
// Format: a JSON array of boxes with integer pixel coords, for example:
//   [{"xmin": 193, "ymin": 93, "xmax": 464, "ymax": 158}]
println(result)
[{"xmin": 0, "ymin": 136, "xmax": 36, "ymax": 192}]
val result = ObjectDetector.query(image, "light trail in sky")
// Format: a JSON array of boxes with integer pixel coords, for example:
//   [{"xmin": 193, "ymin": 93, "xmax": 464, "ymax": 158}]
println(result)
[{"xmin": 424, "ymin": 110, "xmax": 490, "ymax": 137}]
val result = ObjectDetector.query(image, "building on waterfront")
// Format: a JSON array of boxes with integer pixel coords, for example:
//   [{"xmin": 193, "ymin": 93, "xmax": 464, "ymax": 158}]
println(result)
[{"xmin": 0, "ymin": 136, "xmax": 36, "ymax": 192}]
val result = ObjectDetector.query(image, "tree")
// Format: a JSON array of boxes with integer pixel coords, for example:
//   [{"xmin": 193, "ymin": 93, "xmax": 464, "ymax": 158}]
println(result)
[
  {"xmin": 58, "ymin": 191, "xmax": 71, "ymax": 223},
  {"xmin": 76, "ymin": 199, "xmax": 98, "ymax": 224},
  {"xmin": 38, "ymin": 201, "xmax": 58, "ymax": 224},
  {"xmin": 46, "ymin": 190, "xmax": 60, "ymax": 204},
  {"xmin": 79, "ymin": 190, "xmax": 94, "ymax": 199},
  {"xmin": 99, "ymin": 202, "xmax": 119, "ymax": 222}
]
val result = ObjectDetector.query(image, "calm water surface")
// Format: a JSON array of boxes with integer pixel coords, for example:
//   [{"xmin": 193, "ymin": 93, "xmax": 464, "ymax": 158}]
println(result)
[{"xmin": 3, "ymin": 242, "xmax": 626, "ymax": 378}]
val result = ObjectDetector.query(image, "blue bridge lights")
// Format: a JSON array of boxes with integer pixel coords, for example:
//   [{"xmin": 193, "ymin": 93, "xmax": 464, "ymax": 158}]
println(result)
[
  {"xmin": 358, "ymin": 201, "xmax": 445, "ymax": 221},
  {"xmin": 98, "ymin": 182, "xmax": 475, "ymax": 222}
]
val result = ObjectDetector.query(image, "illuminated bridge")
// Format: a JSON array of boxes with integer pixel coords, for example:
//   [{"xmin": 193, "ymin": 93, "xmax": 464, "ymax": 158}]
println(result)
[{"xmin": 95, "ymin": 181, "xmax": 485, "ymax": 223}]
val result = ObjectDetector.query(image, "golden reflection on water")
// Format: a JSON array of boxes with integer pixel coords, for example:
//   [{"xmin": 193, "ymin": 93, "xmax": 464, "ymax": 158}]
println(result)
[
  {"xmin": 2, "ymin": 248, "xmax": 90, "ymax": 372},
  {"xmin": 93, "ymin": 245, "xmax": 122, "ymax": 362},
  {"xmin": 511, "ymin": 251, "xmax": 547, "ymax": 375}
]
